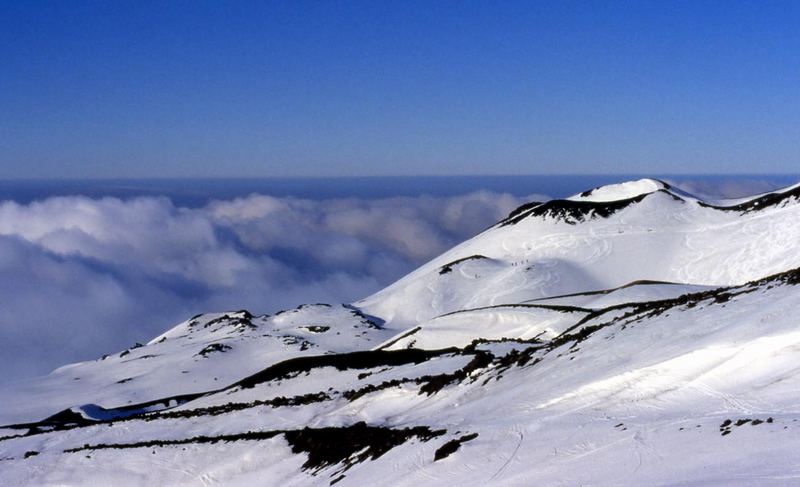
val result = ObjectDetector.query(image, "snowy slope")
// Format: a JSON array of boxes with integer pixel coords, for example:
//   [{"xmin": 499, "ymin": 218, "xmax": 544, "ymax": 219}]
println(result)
[
  {"xmin": 2, "ymin": 178, "xmax": 800, "ymax": 486},
  {"xmin": 357, "ymin": 178, "xmax": 800, "ymax": 326},
  {"xmin": 0, "ymin": 305, "xmax": 393, "ymax": 425}
]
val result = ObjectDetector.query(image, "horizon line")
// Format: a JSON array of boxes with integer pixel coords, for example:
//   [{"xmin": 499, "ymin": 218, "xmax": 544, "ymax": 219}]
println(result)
[{"xmin": 2, "ymin": 173, "xmax": 800, "ymax": 182}]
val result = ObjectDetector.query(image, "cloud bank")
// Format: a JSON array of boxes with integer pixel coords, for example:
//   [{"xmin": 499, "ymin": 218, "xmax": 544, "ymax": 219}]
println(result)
[{"xmin": 0, "ymin": 191, "xmax": 532, "ymax": 383}]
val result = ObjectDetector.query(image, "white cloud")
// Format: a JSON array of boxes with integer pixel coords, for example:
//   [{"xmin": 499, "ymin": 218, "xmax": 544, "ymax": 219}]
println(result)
[{"xmin": 0, "ymin": 191, "xmax": 534, "ymax": 383}]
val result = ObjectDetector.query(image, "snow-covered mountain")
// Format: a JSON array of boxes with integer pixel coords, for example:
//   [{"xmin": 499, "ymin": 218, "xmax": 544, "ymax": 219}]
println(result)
[{"xmin": 3, "ymin": 178, "xmax": 800, "ymax": 485}]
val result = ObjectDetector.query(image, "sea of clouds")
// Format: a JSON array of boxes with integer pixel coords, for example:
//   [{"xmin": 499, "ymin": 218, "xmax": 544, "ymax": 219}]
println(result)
[{"xmin": 0, "ymin": 191, "xmax": 533, "ymax": 383}]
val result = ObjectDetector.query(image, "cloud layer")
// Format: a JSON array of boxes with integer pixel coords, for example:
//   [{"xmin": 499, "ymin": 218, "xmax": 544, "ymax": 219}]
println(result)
[{"xmin": 0, "ymin": 191, "xmax": 531, "ymax": 383}]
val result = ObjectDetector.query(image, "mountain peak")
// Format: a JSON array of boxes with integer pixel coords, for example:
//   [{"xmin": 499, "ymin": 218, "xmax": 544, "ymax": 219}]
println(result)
[{"xmin": 568, "ymin": 178, "xmax": 671, "ymax": 202}]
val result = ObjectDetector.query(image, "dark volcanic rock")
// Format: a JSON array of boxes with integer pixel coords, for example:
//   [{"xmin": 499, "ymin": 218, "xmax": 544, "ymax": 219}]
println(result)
[
  {"xmin": 433, "ymin": 433, "xmax": 479, "ymax": 461},
  {"xmin": 439, "ymin": 255, "xmax": 489, "ymax": 275},
  {"xmin": 497, "ymin": 190, "xmax": 682, "ymax": 227}
]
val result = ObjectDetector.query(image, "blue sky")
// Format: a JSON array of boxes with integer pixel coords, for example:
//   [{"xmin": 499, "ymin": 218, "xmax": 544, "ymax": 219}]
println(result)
[{"xmin": 1, "ymin": 0, "xmax": 798, "ymax": 178}]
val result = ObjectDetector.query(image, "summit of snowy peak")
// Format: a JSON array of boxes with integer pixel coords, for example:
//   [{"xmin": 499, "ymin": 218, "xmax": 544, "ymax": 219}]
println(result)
[{"xmin": 568, "ymin": 178, "xmax": 671, "ymax": 202}]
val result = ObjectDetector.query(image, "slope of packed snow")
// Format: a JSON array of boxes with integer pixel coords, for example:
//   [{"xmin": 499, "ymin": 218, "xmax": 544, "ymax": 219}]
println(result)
[
  {"xmin": 356, "ymin": 180, "xmax": 800, "ymax": 327},
  {"xmin": 2, "ymin": 178, "xmax": 800, "ymax": 486},
  {"xmin": 4, "ymin": 271, "xmax": 800, "ymax": 485},
  {"xmin": 524, "ymin": 280, "xmax": 715, "ymax": 309},
  {"xmin": 380, "ymin": 305, "xmax": 588, "ymax": 350},
  {"xmin": 0, "ymin": 305, "xmax": 393, "ymax": 425}
]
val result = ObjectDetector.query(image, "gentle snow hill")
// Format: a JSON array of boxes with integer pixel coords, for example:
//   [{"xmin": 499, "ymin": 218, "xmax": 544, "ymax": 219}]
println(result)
[
  {"xmin": 356, "ymin": 178, "xmax": 800, "ymax": 327},
  {"xmin": 3, "ymin": 178, "xmax": 800, "ymax": 486},
  {"xmin": 0, "ymin": 305, "xmax": 393, "ymax": 425}
]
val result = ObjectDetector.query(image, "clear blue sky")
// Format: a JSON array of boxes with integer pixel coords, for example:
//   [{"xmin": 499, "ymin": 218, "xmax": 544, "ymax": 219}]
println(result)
[{"xmin": 1, "ymin": 0, "xmax": 798, "ymax": 178}]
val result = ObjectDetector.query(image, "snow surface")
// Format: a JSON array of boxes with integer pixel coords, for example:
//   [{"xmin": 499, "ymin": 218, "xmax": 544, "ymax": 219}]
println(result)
[
  {"xmin": 3, "ymin": 179, "xmax": 800, "ymax": 486},
  {"xmin": 567, "ymin": 178, "xmax": 668, "ymax": 202},
  {"xmin": 356, "ymin": 182, "xmax": 800, "ymax": 327}
]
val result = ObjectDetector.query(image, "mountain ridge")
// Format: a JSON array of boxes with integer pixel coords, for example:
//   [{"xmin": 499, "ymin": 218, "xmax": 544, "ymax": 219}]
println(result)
[{"xmin": 3, "ymin": 178, "xmax": 800, "ymax": 486}]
